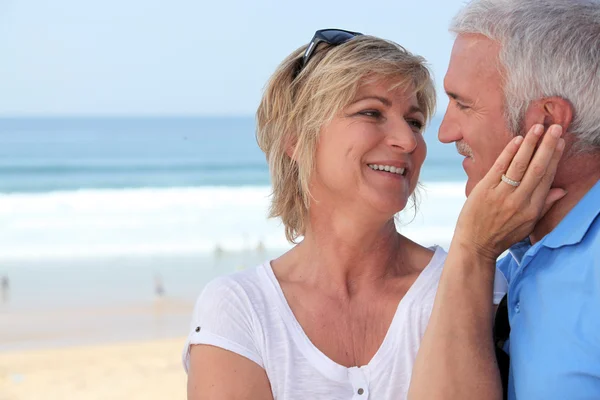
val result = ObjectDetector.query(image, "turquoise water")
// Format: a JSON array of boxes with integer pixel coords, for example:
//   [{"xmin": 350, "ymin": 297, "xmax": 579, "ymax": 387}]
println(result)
[
  {"xmin": 0, "ymin": 116, "xmax": 464, "ymax": 193},
  {"xmin": 0, "ymin": 116, "xmax": 468, "ymax": 350},
  {"xmin": 0, "ymin": 115, "xmax": 468, "ymax": 262}
]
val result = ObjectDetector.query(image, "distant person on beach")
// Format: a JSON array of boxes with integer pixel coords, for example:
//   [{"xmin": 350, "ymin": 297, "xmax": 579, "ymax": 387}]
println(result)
[
  {"xmin": 1, "ymin": 274, "xmax": 9, "ymax": 303},
  {"xmin": 154, "ymin": 273, "xmax": 165, "ymax": 298},
  {"xmin": 408, "ymin": 1, "xmax": 600, "ymax": 399},
  {"xmin": 213, "ymin": 244, "xmax": 224, "ymax": 258},
  {"xmin": 183, "ymin": 30, "xmax": 563, "ymax": 399}
]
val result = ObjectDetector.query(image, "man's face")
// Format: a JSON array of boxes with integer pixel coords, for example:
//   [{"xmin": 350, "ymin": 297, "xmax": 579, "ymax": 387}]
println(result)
[{"xmin": 439, "ymin": 34, "xmax": 515, "ymax": 196}]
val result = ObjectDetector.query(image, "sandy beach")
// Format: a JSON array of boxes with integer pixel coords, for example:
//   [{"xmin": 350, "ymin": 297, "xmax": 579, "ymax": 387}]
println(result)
[
  {"xmin": 0, "ymin": 337, "xmax": 188, "ymax": 400},
  {"xmin": 0, "ymin": 251, "xmax": 284, "ymax": 400}
]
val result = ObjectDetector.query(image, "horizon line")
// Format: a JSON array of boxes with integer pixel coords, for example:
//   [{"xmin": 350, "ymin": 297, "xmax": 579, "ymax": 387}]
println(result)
[{"xmin": 0, "ymin": 113, "xmax": 445, "ymax": 120}]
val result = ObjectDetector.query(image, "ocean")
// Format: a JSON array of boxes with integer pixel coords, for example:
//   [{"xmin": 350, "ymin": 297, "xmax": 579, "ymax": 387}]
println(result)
[{"xmin": 0, "ymin": 116, "xmax": 468, "ymax": 350}]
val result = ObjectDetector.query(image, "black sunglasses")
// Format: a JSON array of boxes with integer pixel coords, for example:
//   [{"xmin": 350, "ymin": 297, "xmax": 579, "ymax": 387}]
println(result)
[{"xmin": 294, "ymin": 28, "xmax": 363, "ymax": 78}]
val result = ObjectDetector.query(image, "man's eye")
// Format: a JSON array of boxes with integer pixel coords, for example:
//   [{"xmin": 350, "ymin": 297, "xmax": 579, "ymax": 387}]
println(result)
[
  {"xmin": 455, "ymin": 102, "xmax": 470, "ymax": 111},
  {"xmin": 359, "ymin": 110, "xmax": 382, "ymax": 118}
]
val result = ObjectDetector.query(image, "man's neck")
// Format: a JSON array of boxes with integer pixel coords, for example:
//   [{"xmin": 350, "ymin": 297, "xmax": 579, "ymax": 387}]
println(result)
[{"xmin": 530, "ymin": 154, "xmax": 600, "ymax": 244}]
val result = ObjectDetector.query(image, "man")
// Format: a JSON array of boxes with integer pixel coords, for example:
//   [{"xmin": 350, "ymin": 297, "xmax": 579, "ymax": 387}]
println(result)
[{"xmin": 408, "ymin": 0, "xmax": 600, "ymax": 399}]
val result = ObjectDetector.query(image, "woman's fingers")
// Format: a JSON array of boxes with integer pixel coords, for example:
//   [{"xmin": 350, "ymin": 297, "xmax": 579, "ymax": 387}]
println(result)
[
  {"xmin": 456, "ymin": 123, "xmax": 567, "ymax": 260},
  {"xmin": 532, "ymin": 136, "xmax": 566, "ymax": 214},
  {"xmin": 500, "ymin": 124, "xmax": 544, "ymax": 188},
  {"xmin": 482, "ymin": 135, "xmax": 524, "ymax": 189},
  {"xmin": 518, "ymin": 124, "xmax": 564, "ymax": 195}
]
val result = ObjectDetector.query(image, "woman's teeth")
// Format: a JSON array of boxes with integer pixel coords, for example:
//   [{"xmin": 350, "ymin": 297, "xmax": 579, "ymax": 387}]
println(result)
[{"xmin": 367, "ymin": 164, "xmax": 406, "ymax": 175}]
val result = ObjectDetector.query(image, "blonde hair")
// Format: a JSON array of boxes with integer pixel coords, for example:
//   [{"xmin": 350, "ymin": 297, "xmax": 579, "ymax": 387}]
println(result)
[{"xmin": 256, "ymin": 35, "xmax": 436, "ymax": 243}]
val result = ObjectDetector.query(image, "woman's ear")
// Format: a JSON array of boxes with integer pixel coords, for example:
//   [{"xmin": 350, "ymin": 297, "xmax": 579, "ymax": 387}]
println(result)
[
  {"xmin": 523, "ymin": 97, "xmax": 574, "ymax": 134},
  {"xmin": 284, "ymin": 135, "xmax": 298, "ymax": 160}
]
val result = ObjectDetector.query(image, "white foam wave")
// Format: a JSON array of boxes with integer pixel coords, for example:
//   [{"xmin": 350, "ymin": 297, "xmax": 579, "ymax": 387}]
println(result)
[{"xmin": 0, "ymin": 182, "xmax": 467, "ymax": 261}]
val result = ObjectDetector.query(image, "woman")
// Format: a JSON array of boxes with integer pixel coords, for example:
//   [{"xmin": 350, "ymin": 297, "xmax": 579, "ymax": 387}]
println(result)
[{"xmin": 182, "ymin": 30, "xmax": 563, "ymax": 399}]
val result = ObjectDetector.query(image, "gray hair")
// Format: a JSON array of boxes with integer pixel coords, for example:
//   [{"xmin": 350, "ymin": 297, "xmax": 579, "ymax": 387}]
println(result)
[{"xmin": 451, "ymin": 0, "xmax": 600, "ymax": 152}]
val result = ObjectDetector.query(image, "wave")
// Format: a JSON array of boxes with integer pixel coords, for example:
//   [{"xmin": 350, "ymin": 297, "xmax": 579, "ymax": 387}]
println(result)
[
  {"xmin": 0, "ymin": 161, "xmax": 269, "ymax": 175},
  {"xmin": 0, "ymin": 182, "xmax": 467, "ymax": 261}
]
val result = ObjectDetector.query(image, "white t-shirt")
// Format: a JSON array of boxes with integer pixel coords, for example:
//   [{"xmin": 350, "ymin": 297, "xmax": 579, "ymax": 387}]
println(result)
[{"xmin": 183, "ymin": 246, "xmax": 507, "ymax": 399}]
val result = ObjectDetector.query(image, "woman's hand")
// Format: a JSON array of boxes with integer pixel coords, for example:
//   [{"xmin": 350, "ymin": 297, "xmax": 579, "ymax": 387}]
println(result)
[
  {"xmin": 452, "ymin": 123, "xmax": 566, "ymax": 262},
  {"xmin": 407, "ymin": 124, "xmax": 565, "ymax": 400}
]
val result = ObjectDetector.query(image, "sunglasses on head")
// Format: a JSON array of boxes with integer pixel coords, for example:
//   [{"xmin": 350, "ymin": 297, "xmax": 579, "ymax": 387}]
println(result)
[{"xmin": 294, "ymin": 28, "xmax": 363, "ymax": 78}]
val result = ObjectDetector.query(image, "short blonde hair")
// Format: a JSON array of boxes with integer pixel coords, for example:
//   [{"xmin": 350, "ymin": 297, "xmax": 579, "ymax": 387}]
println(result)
[{"xmin": 256, "ymin": 35, "xmax": 436, "ymax": 243}]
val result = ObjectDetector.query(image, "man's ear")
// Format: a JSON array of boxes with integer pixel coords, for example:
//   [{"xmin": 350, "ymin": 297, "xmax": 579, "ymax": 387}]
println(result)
[{"xmin": 523, "ymin": 97, "xmax": 574, "ymax": 134}]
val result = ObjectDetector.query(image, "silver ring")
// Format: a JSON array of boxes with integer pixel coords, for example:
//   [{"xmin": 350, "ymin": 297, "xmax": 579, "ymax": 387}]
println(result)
[{"xmin": 501, "ymin": 174, "xmax": 521, "ymax": 187}]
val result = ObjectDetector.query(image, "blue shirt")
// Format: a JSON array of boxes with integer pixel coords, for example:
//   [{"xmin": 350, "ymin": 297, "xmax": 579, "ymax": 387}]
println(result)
[{"xmin": 497, "ymin": 180, "xmax": 600, "ymax": 400}]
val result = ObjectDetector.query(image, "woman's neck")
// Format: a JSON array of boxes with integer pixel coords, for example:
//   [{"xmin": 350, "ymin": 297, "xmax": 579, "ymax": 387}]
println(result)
[{"xmin": 286, "ymin": 208, "xmax": 406, "ymax": 297}]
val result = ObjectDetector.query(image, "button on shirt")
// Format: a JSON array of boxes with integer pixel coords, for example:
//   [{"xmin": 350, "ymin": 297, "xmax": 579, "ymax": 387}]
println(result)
[{"xmin": 497, "ymin": 180, "xmax": 600, "ymax": 400}]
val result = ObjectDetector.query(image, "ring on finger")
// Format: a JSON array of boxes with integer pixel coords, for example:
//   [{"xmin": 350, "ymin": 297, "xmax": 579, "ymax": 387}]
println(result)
[{"xmin": 501, "ymin": 174, "xmax": 521, "ymax": 187}]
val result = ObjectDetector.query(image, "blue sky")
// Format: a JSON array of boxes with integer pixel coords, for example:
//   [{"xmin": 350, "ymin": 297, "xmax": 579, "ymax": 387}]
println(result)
[{"xmin": 0, "ymin": 0, "xmax": 466, "ymax": 116}]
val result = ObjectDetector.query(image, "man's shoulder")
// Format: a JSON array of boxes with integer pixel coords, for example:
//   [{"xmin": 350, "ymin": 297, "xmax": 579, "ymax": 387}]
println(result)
[
  {"xmin": 554, "ymin": 212, "xmax": 600, "ymax": 260},
  {"xmin": 583, "ymin": 211, "xmax": 600, "ymax": 251}
]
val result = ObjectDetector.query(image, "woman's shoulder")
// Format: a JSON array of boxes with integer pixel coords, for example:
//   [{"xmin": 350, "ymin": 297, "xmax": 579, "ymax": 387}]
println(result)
[
  {"xmin": 415, "ymin": 245, "xmax": 506, "ymax": 305},
  {"xmin": 400, "ymin": 235, "xmax": 447, "ymax": 271},
  {"xmin": 198, "ymin": 263, "xmax": 270, "ymax": 303},
  {"xmin": 183, "ymin": 264, "xmax": 273, "ymax": 373},
  {"xmin": 409, "ymin": 241, "xmax": 448, "ymax": 275},
  {"xmin": 192, "ymin": 262, "xmax": 281, "ymax": 320},
  {"xmin": 206, "ymin": 263, "xmax": 266, "ymax": 288},
  {"xmin": 412, "ymin": 245, "xmax": 448, "ymax": 289},
  {"xmin": 427, "ymin": 245, "xmax": 448, "ymax": 269}
]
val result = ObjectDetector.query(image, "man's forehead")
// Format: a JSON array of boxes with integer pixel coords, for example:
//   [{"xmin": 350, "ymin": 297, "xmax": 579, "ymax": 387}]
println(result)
[
  {"xmin": 447, "ymin": 34, "xmax": 501, "ymax": 79},
  {"xmin": 445, "ymin": 34, "xmax": 502, "ymax": 92}
]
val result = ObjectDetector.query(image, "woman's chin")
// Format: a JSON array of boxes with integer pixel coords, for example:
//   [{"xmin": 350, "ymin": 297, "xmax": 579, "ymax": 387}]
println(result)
[{"xmin": 367, "ymin": 197, "xmax": 410, "ymax": 219}]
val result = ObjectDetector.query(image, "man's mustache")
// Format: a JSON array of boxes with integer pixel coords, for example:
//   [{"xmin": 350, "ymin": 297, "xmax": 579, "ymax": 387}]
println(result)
[{"xmin": 456, "ymin": 140, "xmax": 473, "ymax": 158}]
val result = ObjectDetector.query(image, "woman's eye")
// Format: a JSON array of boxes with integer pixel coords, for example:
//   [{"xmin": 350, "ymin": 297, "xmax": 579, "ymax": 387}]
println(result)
[
  {"xmin": 408, "ymin": 119, "xmax": 424, "ymax": 131},
  {"xmin": 359, "ymin": 110, "xmax": 382, "ymax": 118}
]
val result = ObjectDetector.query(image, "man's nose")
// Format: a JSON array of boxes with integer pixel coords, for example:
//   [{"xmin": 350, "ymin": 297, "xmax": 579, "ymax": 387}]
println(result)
[{"xmin": 438, "ymin": 108, "xmax": 461, "ymax": 144}]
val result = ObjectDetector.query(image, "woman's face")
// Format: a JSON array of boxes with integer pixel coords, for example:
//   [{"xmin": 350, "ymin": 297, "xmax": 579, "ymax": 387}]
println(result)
[{"xmin": 310, "ymin": 78, "xmax": 427, "ymax": 218}]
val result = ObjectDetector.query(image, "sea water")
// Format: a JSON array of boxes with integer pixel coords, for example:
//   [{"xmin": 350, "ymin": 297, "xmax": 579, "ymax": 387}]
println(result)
[{"xmin": 0, "ymin": 116, "xmax": 467, "ymax": 349}]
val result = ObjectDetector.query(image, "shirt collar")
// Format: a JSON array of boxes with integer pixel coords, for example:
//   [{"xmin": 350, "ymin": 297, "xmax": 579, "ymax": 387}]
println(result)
[
  {"xmin": 541, "ymin": 179, "xmax": 600, "ymax": 249},
  {"xmin": 508, "ymin": 238, "xmax": 532, "ymax": 266}
]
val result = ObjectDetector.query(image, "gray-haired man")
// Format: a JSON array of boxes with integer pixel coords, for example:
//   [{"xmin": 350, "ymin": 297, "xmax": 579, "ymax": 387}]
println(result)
[{"xmin": 409, "ymin": 1, "xmax": 600, "ymax": 399}]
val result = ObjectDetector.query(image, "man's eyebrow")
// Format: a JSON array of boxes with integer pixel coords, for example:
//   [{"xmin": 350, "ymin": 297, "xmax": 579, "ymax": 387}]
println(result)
[
  {"xmin": 350, "ymin": 95, "xmax": 392, "ymax": 106},
  {"xmin": 446, "ymin": 91, "xmax": 468, "ymax": 103}
]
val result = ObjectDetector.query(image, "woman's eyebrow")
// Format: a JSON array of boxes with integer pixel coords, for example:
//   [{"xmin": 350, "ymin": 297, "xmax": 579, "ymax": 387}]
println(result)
[{"xmin": 349, "ymin": 95, "xmax": 392, "ymax": 106}]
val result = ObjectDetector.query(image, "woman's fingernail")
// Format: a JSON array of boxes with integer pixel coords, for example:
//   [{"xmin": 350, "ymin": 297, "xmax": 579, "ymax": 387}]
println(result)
[
  {"xmin": 550, "ymin": 125, "xmax": 563, "ymax": 137},
  {"xmin": 557, "ymin": 138, "xmax": 565, "ymax": 150},
  {"xmin": 515, "ymin": 135, "xmax": 524, "ymax": 145},
  {"xmin": 533, "ymin": 124, "xmax": 544, "ymax": 135}
]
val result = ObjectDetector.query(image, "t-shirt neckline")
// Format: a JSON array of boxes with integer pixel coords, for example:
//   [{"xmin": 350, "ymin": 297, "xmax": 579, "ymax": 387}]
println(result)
[{"xmin": 260, "ymin": 245, "xmax": 443, "ymax": 383}]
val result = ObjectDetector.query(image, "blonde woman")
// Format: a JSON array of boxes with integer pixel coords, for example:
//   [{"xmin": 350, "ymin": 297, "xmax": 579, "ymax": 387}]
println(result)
[{"xmin": 183, "ymin": 30, "xmax": 564, "ymax": 400}]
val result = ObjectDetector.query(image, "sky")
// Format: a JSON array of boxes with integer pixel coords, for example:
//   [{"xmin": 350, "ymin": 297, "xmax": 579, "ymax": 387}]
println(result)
[{"xmin": 0, "ymin": 0, "xmax": 467, "ymax": 117}]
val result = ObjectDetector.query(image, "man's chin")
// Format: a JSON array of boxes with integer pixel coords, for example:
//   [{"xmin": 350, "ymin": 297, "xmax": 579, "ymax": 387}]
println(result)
[{"xmin": 465, "ymin": 178, "xmax": 477, "ymax": 198}]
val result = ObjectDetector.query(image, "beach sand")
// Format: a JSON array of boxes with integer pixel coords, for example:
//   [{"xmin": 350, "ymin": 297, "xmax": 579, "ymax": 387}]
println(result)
[
  {"xmin": 0, "ymin": 247, "xmax": 293, "ymax": 400},
  {"xmin": 0, "ymin": 250, "xmax": 285, "ymax": 400},
  {"xmin": 0, "ymin": 337, "xmax": 188, "ymax": 400}
]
